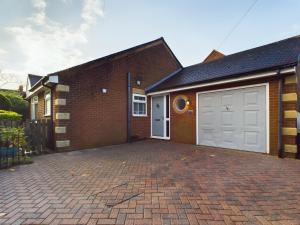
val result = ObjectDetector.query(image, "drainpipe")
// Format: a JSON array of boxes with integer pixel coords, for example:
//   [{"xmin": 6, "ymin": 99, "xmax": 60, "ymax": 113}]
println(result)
[
  {"xmin": 127, "ymin": 72, "xmax": 132, "ymax": 143},
  {"xmin": 278, "ymin": 77, "xmax": 284, "ymax": 158},
  {"xmin": 296, "ymin": 54, "xmax": 300, "ymax": 159}
]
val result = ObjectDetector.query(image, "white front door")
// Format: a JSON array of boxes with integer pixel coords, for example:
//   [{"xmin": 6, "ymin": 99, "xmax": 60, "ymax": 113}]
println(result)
[{"xmin": 197, "ymin": 85, "xmax": 267, "ymax": 153}]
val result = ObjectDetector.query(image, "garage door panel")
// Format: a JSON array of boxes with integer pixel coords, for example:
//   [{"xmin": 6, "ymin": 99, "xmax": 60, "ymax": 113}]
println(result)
[
  {"xmin": 221, "ymin": 94, "xmax": 233, "ymax": 106},
  {"xmin": 244, "ymin": 110, "xmax": 259, "ymax": 126},
  {"xmin": 198, "ymin": 85, "xmax": 267, "ymax": 153},
  {"xmin": 221, "ymin": 111, "xmax": 234, "ymax": 126},
  {"xmin": 201, "ymin": 128, "xmax": 217, "ymax": 146},
  {"xmin": 200, "ymin": 111, "xmax": 215, "ymax": 124},
  {"xmin": 244, "ymin": 131, "xmax": 259, "ymax": 145},
  {"xmin": 244, "ymin": 91, "xmax": 259, "ymax": 106},
  {"xmin": 199, "ymin": 95, "xmax": 214, "ymax": 107}
]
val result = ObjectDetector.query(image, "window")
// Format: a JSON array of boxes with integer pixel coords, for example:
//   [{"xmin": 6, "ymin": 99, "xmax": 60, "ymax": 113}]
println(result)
[
  {"xmin": 31, "ymin": 96, "xmax": 38, "ymax": 120},
  {"xmin": 132, "ymin": 94, "xmax": 147, "ymax": 116},
  {"xmin": 44, "ymin": 91, "xmax": 51, "ymax": 116},
  {"xmin": 173, "ymin": 95, "xmax": 189, "ymax": 114},
  {"xmin": 176, "ymin": 98, "xmax": 186, "ymax": 110}
]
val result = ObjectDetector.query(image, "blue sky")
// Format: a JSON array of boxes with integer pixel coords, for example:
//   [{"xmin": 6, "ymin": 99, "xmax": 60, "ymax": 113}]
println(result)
[{"xmin": 0, "ymin": 0, "xmax": 300, "ymax": 89}]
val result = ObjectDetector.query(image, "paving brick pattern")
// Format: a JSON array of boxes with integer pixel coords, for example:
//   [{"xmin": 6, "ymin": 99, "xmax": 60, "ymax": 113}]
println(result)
[{"xmin": 0, "ymin": 140, "xmax": 300, "ymax": 225}]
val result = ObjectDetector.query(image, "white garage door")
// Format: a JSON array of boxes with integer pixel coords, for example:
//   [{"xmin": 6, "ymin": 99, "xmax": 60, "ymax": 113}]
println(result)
[{"xmin": 197, "ymin": 85, "xmax": 267, "ymax": 153}]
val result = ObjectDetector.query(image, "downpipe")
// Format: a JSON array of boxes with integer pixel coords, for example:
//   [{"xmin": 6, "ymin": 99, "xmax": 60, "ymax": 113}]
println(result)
[
  {"xmin": 278, "ymin": 77, "xmax": 284, "ymax": 158},
  {"xmin": 127, "ymin": 72, "xmax": 132, "ymax": 143}
]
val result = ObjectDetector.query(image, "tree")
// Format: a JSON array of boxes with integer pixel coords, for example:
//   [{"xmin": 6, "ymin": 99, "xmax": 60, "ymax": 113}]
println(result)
[{"xmin": 0, "ymin": 93, "xmax": 11, "ymax": 110}]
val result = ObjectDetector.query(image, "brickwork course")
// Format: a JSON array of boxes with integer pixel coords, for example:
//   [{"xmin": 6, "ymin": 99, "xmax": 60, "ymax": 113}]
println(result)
[{"xmin": 0, "ymin": 140, "xmax": 300, "ymax": 225}]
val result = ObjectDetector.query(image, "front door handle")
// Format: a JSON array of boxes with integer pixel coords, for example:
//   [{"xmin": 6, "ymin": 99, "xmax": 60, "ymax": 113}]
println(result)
[{"xmin": 155, "ymin": 119, "xmax": 160, "ymax": 121}]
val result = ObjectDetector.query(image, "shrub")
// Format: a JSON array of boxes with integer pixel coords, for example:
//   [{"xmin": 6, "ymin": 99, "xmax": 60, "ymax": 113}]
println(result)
[
  {"xmin": 0, "ymin": 91, "xmax": 28, "ymax": 119},
  {"xmin": 0, "ymin": 127, "xmax": 27, "ymax": 147},
  {"xmin": 0, "ymin": 110, "xmax": 22, "ymax": 121},
  {"xmin": 0, "ymin": 94, "xmax": 11, "ymax": 110}
]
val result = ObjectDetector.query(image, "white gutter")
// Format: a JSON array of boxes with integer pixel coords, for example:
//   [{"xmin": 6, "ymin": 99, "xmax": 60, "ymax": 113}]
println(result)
[
  {"xmin": 25, "ymin": 75, "xmax": 59, "ymax": 99},
  {"xmin": 147, "ymin": 66, "xmax": 296, "ymax": 96},
  {"xmin": 25, "ymin": 85, "xmax": 45, "ymax": 99}
]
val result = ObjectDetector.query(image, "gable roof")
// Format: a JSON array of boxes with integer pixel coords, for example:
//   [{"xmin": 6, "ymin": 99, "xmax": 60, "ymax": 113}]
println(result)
[
  {"xmin": 148, "ymin": 35, "xmax": 300, "ymax": 92},
  {"xmin": 28, "ymin": 74, "xmax": 43, "ymax": 87},
  {"xmin": 27, "ymin": 37, "xmax": 182, "ymax": 94},
  {"xmin": 48, "ymin": 37, "xmax": 182, "ymax": 76}
]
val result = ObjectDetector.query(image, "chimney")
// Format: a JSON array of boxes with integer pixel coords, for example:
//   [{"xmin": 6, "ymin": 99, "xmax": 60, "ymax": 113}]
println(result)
[{"xmin": 18, "ymin": 85, "xmax": 23, "ymax": 93}]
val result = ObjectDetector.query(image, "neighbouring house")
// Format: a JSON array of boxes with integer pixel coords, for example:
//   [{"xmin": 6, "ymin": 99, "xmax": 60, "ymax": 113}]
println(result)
[
  {"xmin": 25, "ymin": 38, "xmax": 181, "ymax": 150},
  {"xmin": 25, "ymin": 35, "xmax": 300, "ymax": 159}
]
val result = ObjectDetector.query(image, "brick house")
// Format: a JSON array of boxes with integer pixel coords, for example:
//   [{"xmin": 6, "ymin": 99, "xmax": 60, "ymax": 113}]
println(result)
[
  {"xmin": 25, "ymin": 38, "xmax": 181, "ymax": 150},
  {"xmin": 26, "ymin": 35, "xmax": 300, "ymax": 158}
]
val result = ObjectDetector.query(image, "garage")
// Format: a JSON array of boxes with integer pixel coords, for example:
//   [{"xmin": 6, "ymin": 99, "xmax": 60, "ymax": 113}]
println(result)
[{"xmin": 196, "ymin": 84, "xmax": 268, "ymax": 153}]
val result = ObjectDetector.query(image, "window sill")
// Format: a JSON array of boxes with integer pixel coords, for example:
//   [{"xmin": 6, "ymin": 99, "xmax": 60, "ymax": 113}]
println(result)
[
  {"xmin": 132, "ymin": 114, "xmax": 148, "ymax": 117},
  {"xmin": 44, "ymin": 114, "xmax": 51, "ymax": 117}
]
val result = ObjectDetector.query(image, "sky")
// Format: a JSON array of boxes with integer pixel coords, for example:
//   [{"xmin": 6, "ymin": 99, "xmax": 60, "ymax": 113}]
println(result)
[{"xmin": 0, "ymin": 0, "xmax": 300, "ymax": 89}]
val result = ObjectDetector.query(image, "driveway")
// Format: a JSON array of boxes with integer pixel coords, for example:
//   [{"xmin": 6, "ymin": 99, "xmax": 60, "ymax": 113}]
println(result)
[{"xmin": 0, "ymin": 140, "xmax": 300, "ymax": 225}]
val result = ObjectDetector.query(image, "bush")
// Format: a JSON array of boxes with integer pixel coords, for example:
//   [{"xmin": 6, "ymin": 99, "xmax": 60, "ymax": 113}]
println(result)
[
  {"xmin": 0, "ymin": 127, "xmax": 27, "ymax": 147},
  {"xmin": 0, "ymin": 91, "xmax": 28, "ymax": 119},
  {"xmin": 0, "ymin": 110, "xmax": 22, "ymax": 121},
  {"xmin": 0, "ymin": 94, "xmax": 11, "ymax": 110}
]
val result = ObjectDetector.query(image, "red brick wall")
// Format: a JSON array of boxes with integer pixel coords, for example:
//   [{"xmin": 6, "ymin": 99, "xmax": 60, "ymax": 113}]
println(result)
[
  {"xmin": 56, "ymin": 42, "xmax": 180, "ymax": 150},
  {"xmin": 131, "ymin": 97, "xmax": 151, "ymax": 139},
  {"xmin": 169, "ymin": 78, "xmax": 280, "ymax": 155}
]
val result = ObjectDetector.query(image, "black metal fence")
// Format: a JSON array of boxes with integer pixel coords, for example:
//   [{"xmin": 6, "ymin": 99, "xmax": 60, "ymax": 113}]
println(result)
[{"xmin": 0, "ymin": 146, "xmax": 31, "ymax": 169}]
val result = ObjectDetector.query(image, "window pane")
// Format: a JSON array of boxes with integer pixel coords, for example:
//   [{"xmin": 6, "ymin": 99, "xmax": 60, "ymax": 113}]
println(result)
[
  {"xmin": 134, "ymin": 102, "xmax": 139, "ymax": 114},
  {"xmin": 34, "ymin": 104, "xmax": 38, "ymax": 119},
  {"xmin": 45, "ymin": 98, "xmax": 51, "ymax": 115},
  {"xmin": 166, "ymin": 95, "xmax": 169, "ymax": 118},
  {"xmin": 134, "ymin": 95, "xmax": 146, "ymax": 101},
  {"xmin": 166, "ymin": 121, "xmax": 169, "ymax": 137},
  {"xmin": 139, "ymin": 103, "xmax": 145, "ymax": 114}
]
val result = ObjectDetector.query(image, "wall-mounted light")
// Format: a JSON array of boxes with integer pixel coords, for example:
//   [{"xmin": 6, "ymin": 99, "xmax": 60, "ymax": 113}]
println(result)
[
  {"xmin": 136, "ymin": 80, "xmax": 141, "ymax": 86},
  {"xmin": 186, "ymin": 99, "xmax": 191, "ymax": 106},
  {"xmin": 101, "ymin": 88, "xmax": 108, "ymax": 94}
]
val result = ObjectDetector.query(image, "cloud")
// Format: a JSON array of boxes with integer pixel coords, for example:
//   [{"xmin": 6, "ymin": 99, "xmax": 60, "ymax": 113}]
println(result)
[
  {"xmin": 0, "ymin": 48, "xmax": 6, "ymax": 57},
  {"xmin": 81, "ymin": 0, "xmax": 105, "ymax": 31},
  {"xmin": 3, "ymin": 0, "xmax": 105, "ymax": 87}
]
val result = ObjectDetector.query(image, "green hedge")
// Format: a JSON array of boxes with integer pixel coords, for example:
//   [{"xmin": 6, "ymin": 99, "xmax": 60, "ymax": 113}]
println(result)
[
  {"xmin": 0, "ymin": 94, "xmax": 11, "ymax": 110},
  {"xmin": 0, "ymin": 110, "xmax": 22, "ymax": 121},
  {"xmin": 0, "ymin": 91, "xmax": 28, "ymax": 118}
]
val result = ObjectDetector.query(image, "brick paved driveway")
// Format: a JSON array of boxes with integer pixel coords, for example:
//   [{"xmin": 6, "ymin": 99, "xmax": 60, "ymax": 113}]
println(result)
[{"xmin": 0, "ymin": 140, "xmax": 300, "ymax": 225}]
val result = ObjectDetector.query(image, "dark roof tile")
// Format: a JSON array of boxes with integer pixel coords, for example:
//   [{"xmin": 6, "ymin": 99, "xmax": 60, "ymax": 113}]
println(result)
[{"xmin": 149, "ymin": 35, "xmax": 300, "ymax": 92}]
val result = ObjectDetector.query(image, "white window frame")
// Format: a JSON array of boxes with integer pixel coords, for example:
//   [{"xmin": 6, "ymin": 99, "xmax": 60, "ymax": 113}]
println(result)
[
  {"xmin": 44, "ymin": 91, "xmax": 51, "ymax": 116},
  {"xmin": 132, "ymin": 93, "xmax": 147, "ymax": 117},
  {"xmin": 31, "ymin": 96, "xmax": 38, "ymax": 120}
]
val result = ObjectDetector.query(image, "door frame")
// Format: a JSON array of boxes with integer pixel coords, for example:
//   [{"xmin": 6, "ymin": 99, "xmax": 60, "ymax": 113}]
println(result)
[
  {"xmin": 150, "ymin": 94, "xmax": 170, "ymax": 140},
  {"xmin": 196, "ymin": 83, "xmax": 269, "ymax": 153}
]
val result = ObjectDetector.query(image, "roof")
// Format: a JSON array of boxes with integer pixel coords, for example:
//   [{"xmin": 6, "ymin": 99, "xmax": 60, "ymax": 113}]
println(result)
[
  {"xmin": 148, "ymin": 35, "xmax": 300, "ymax": 92},
  {"xmin": 28, "ymin": 74, "xmax": 43, "ymax": 87},
  {"xmin": 48, "ymin": 37, "xmax": 182, "ymax": 76},
  {"xmin": 27, "ymin": 37, "xmax": 182, "ymax": 93}
]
